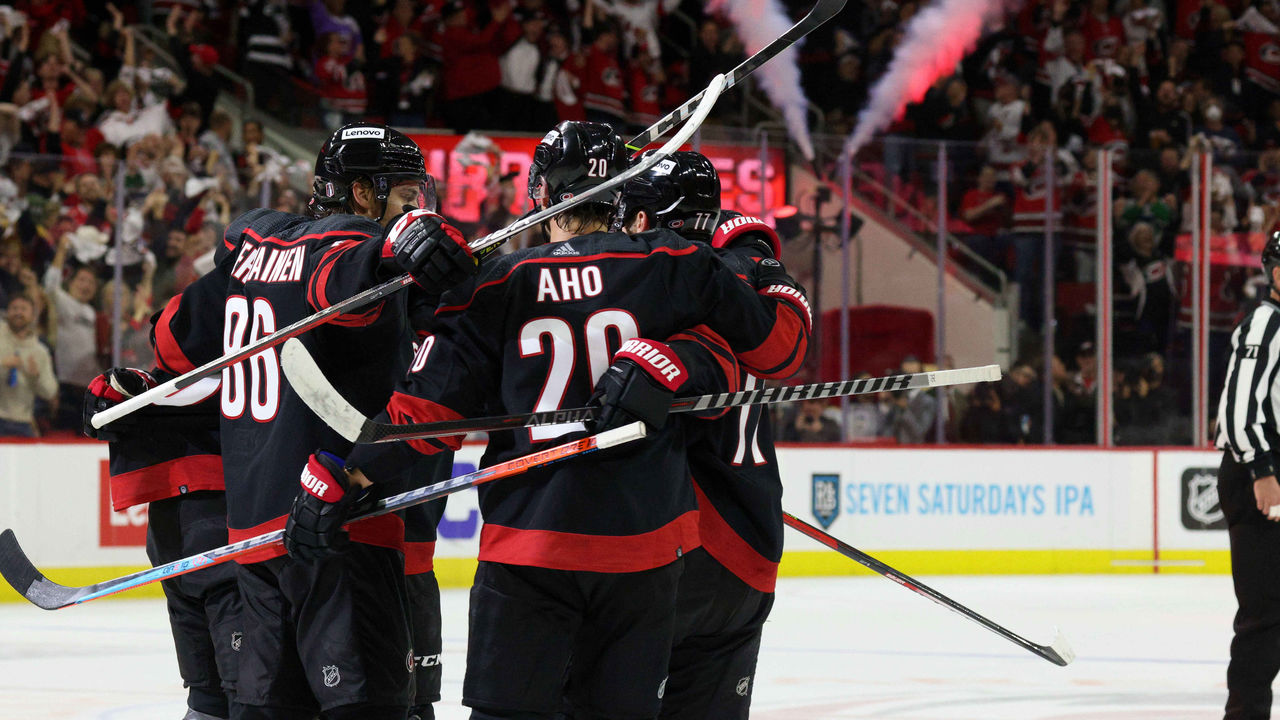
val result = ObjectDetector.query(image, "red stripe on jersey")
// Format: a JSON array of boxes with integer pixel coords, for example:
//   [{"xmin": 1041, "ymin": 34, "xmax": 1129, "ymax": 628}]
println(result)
[
  {"xmin": 692, "ymin": 480, "xmax": 778, "ymax": 593},
  {"xmin": 404, "ymin": 540, "xmax": 437, "ymax": 574},
  {"xmin": 109, "ymin": 454, "xmax": 225, "ymax": 511},
  {"xmin": 244, "ymin": 227, "xmax": 373, "ymax": 247},
  {"xmin": 153, "ymin": 294, "xmax": 198, "ymax": 375},
  {"xmin": 734, "ymin": 303, "xmax": 808, "ymax": 379},
  {"xmin": 437, "ymin": 245, "xmax": 702, "ymax": 314},
  {"xmin": 386, "ymin": 391, "xmax": 466, "ymax": 455},
  {"xmin": 306, "ymin": 240, "xmax": 386, "ymax": 325},
  {"xmin": 477, "ymin": 510, "xmax": 700, "ymax": 573},
  {"xmin": 228, "ymin": 512, "xmax": 406, "ymax": 564}
]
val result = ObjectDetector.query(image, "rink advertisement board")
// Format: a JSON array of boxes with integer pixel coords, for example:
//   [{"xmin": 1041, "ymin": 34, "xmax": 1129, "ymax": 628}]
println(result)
[
  {"xmin": 407, "ymin": 133, "xmax": 787, "ymax": 226},
  {"xmin": 779, "ymin": 447, "xmax": 1160, "ymax": 576},
  {"xmin": 1155, "ymin": 450, "xmax": 1231, "ymax": 572},
  {"xmin": 0, "ymin": 442, "xmax": 1235, "ymax": 602}
]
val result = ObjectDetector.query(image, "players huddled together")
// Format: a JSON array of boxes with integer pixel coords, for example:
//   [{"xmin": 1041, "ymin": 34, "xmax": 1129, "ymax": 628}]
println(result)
[{"xmin": 82, "ymin": 119, "xmax": 810, "ymax": 720}]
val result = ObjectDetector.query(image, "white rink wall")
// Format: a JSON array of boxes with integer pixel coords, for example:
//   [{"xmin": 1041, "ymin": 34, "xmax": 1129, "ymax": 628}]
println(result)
[{"xmin": 0, "ymin": 442, "xmax": 1230, "ymax": 601}]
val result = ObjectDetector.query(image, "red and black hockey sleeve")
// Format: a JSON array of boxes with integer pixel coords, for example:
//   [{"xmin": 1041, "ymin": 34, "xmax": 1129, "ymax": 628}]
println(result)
[
  {"xmin": 667, "ymin": 324, "xmax": 740, "ymax": 420},
  {"xmin": 151, "ymin": 255, "xmax": 234, "ymax": 375},
  {"xmin": 675, "ymin": 245, "xmax": 811, "ymax": 381},
  {"xmin": 303, "ymin": 230, "xmax": 387, "ymax": 327}
]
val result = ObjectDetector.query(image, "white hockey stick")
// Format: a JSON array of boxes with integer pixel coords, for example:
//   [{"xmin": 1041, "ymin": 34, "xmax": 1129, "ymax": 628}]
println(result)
[
  {"xmin": 91, "ymin": 73, "xmax": 729, "ymax": 431},
  {"xmin": 282, "ymin": 337, "xmax": 1001, "ymax": 444}
]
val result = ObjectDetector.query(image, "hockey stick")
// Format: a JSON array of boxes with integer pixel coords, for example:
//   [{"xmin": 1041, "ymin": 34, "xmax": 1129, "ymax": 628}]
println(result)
[
  {"xmin": 90, "ymin": 74, "xmax": 732, "ymax": 432},
  {"xmin": 0, "ymin": 423, "xmax": 646, "ymax": 610},
  {"xmin": 623, "ymin": 0, "xmax": 847, "ymax": 151},
  {"xmin": 782, "ymin": 512, "xmax": 1076, "ymax": 666},
  {"xmin": 282, "ymin": 338, "xmax": 1000, "ymax": 444}
]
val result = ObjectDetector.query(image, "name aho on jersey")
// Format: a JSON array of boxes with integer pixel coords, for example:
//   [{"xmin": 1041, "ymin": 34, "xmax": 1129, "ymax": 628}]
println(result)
[
  {"xmin": 231, "ymin": 241, "xmax": 306, "ymax": 285},
  {"xmin": 536, "ymin": 265, "xmax": 603, "ymax": 302}
]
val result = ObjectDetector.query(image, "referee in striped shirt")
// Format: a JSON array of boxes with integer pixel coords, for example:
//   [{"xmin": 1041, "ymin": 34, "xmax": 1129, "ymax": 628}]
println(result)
[{"xmin": 1216, "ymin": 233, "xmax": 1280, "ymax": 720}]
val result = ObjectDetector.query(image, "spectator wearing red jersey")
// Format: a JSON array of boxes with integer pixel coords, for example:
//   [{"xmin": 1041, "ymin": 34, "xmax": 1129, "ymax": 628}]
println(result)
[
  {"xmin": 438, "ymin": 0, "xmax": 519, "ymax": 132},
  {"xmin": 628, "ymin": 46, "xmax": 663, "ymax": 129},
  {"xmin": 1010, "ymin": 123, "xmax": 1069, "ymax": 330},
  {"xmin": 314, "ymin": 31, "xmax": 368, "ymax": 123},
  {"xmin": 548, "ymin": 29, "xmax": 585, "ymax": 123},
  {"xmin": 374, "ymin": 0, "xmax": 435, "ymax": 59},
  {"xmin": 960, "ymin": 164, "xmax": 1011, "ymax": 272},
  {"xmin": 580, "ymin": 19, "xmax": 627, "ymax": 126},
  {"xmin": 1081, "ymin": 0, "xmax": 1124, "ymax": 61},
  {"xmin": 43, "ymin": 101, "xmax": 99, "ymax": 178}
]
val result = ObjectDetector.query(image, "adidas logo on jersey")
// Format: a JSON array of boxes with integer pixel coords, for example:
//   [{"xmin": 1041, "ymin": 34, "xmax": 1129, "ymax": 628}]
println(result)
[{"xmin": 552, "ymin": 242, "xmax": 578, "ymax": 256}]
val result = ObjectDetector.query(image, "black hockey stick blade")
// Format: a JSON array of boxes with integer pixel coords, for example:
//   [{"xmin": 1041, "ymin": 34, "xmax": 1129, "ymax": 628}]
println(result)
[
  {"xmin": 0, "ymin": 529, "xmax": 79, "ymax": 610},
  {"xmin": 783, "ymin": 513, "xmax": 1076, "ymax": 666},
  {"xmin": 282, "ymin": 338, "xmax": 1000, "ymax": 444},
  {"xmin": 0, "ymin": 424, "xmax": 646, "ymax": 610},
  {"xmin": 625, "ymin": 0, "xmax": 847, "ymax": 151},
  {"xmin": 90, "ymin": 73, "xmax": 730, "ymax": 433}
]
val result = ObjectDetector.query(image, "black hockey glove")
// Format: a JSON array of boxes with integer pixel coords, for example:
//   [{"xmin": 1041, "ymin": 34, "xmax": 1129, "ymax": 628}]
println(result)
[
  {"xmin": 284, "ymin": 451, "xmax": 367, "ymax": 563},
  {"xmin": 588, "ymin": 338, "xmax": 688, "ymax": 434},
  {"xmin": 384, "ymin": 209, "xmax": 478, "ymax": 293},
  {"xmin": 82, "ymin": 368, "xmax": 157, "ymax": 441}
]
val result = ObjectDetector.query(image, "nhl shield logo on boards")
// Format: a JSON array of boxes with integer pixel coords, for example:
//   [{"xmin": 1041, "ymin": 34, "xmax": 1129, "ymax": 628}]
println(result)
[
  {"xmin": 322, "ymin": 665, "xmax": 341, "ymax": 688},
  {"xmin": 812, "ymin": 474, "xmax": 840, "ymax": 529},
  {"xmin": 1181, "ymin": 468, "xmax": 1226, "ymax": 530}
]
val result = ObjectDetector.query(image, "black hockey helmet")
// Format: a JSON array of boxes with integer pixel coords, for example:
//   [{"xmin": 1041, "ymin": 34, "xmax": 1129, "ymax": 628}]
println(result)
[
  {"xmin": 1264, "ymin": 231, "xmax": 1280, "ymax": 288},
  {"xmin": 528, "ymin": 121, "xmax": 629, "ymax": 209},
  {"xmin": 309, "ymin": 122, "xmax": 436, "ymax": 219},
  {"xmin": 615, "ymin": 150, "xmax": 721, "ymax": 242}
]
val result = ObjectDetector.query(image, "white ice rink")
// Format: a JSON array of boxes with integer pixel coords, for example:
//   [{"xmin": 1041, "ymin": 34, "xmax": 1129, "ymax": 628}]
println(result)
[{"xmin": 0, "ymin": 574, "xmax": 1240, "ymax": 719}]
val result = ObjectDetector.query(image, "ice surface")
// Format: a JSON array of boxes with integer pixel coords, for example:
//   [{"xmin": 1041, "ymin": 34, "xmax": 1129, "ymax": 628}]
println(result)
[{"xmin": 0, "ymin": 574, "xmax": 1239, "ymax": 719}]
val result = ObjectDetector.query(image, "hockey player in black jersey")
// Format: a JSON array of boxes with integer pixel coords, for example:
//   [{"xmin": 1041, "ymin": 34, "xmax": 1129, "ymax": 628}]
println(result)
[
  {"xmin": 84, "ymin": 371, "xmax": 237, "ymax": 720},
  {"xmin": 616, "ymin": 151, "xmax": 804, "ymax": 719},
  {"xmin": 284, "ymin": 121, "xmax": 809, "ymax": 720},
  {"xmin": 149, "ymin": 122, "xmax": 475, "ymax": 719}
]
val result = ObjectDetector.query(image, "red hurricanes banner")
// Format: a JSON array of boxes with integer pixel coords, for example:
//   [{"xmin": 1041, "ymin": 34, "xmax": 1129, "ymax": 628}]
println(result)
[
  {"xmin": 408, "ymin": 133, "xmax": 787, "ymax": 226},
  {"xmin": 1244, "ymin": 32, "xmax": 1280, "ymax": 94}
]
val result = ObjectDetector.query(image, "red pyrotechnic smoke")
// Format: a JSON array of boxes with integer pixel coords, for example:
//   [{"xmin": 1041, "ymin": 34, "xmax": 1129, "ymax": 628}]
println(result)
[{"xmin": 845, "ymin": 0, "xmax": 1017, "ymax": 158}]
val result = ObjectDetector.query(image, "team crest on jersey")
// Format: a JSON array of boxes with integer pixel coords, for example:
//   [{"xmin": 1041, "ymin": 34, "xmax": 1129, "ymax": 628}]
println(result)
[
  {"xmin": 812, "ymin": 474, "xmax": 840, "ymax": 529},
  {"xmin": 230, "ymin": 631, "xmax": 242, "ymax": 652},
  {"xmin": 668, "ymin": 219, "xmax": 684, "ymax": 229},
  {"xmin": 322, "ymin": 665, "xmax": 341, "ymax": 687},
  {"xmin": 407, "ymin": 650, "xmax": 415, "ymax": 673}
]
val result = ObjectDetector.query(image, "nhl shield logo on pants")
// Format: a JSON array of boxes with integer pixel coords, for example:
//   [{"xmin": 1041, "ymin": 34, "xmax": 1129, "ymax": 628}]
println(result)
[
  {"xmin": 736, "ymin": 676, "xmax": 751, "ymax": 697},
  {"xmin": 812, "ymin": 474, "xmax": 840, "ymax": 529},
  {"xmin": 322, "ymin": 665, "xmax": 340, "ymax": 688}
]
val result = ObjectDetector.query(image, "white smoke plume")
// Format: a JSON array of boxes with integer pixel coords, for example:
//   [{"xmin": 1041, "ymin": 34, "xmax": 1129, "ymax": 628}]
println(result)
[
  {"xmin": 708, "ymin": 0, "xmax": 816, "ymax": 161},
  {"xmin": 844, "ymin": 0, "xmax": 1016, "ymax": 158}
]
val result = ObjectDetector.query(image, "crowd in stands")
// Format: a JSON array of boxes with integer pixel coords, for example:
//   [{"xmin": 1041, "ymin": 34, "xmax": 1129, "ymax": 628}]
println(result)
[
  {"xmin": 0, "ymin": 0, "xmax": 300, "ymax": 436},
  {"xmin": 0, "ymin": 0, "xmax": 1269, "ymax": 446}
]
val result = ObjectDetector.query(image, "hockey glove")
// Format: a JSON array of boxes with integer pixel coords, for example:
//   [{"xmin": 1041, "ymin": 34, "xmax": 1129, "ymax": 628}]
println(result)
[
  {"xmin": 587, "ymin": 338, "xmax": 687, "ymax": 434},
  {"xmin": 385, "ymin": 209, "xmax": 478, "ymax": 293},
  {"xmin": 713, "ymin": 211, "xmax": 781, "ymax": 259},
  {"xmin": 82, "ymin": 368, "xmax": 157, "ymax": 441},
  {"xmin": 284, "ymin": 451, "xmax": 365, "ymax": 563}
]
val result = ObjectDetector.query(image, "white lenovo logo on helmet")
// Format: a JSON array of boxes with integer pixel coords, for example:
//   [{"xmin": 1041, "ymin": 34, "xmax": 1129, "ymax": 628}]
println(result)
[{"xmin": 341, "ymin": 127, "xmax": 386, "ymax": 140}]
